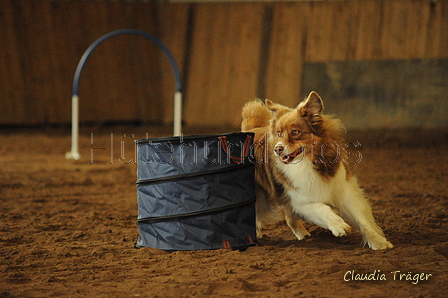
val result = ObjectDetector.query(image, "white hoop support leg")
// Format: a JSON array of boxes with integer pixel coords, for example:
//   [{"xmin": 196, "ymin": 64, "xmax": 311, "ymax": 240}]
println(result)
[
  {"xmin": 173, "ymin": 91, "xmax": 182, "ymax": 136},
  {"xmin": 65, "ymin": 95, "xmax": 81, "ymax": 160}
]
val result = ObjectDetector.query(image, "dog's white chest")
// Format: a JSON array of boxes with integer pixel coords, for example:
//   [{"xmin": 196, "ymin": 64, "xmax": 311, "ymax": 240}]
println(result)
[{"xmin": 279, "ymin": 157, "xmax": 334, "ymax": 203}]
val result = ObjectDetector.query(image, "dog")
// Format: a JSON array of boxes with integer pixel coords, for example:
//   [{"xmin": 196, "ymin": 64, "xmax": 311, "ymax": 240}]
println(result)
[{"xmin": 241, "ymin": 91, "xmax": 393, "ymax": 250}]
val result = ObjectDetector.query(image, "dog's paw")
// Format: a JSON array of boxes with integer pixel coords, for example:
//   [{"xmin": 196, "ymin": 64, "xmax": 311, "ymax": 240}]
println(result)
[
  {"xmin": 293, "ymin": 229, "xmax": 311, "ymax": 241},
  {"xmin": 329, "ymin": 219, "xmax": 351, "ymax": 237},
  {"xmin": 362, "ymin": 231, "xmax": 394, "ymax": 250},
  {"xmin": 369, "ymin": 238, "xmax": 394, "ymax": 250}
]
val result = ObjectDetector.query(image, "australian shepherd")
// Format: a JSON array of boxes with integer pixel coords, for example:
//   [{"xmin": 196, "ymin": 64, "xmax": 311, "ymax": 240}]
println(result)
[{"xmin": 241, "ymin": 91, "xmax": 393, "ymax": 250}]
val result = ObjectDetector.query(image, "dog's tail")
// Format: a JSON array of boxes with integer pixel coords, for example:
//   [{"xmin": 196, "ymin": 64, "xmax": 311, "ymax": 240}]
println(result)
[{"xmin": 241, "ymin": 99, "xmax": 272, "ymax": 131}]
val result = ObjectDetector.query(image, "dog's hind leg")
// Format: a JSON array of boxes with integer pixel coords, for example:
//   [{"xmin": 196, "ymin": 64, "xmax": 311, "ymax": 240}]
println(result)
[
  {"xmin": 255, "ymin": 188, "xmax": 283, "ymax": 239},
  {"xmin": 284, "ymin": 208, "xmax": 310, "ymax": 240},
  {"xmin": 255, "ymin": 202, "xmax": 267, "ymax": 239}
]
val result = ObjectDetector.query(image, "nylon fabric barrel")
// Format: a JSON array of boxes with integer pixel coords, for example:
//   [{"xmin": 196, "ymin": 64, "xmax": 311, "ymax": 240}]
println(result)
[{"xmin": 135, "ymin": 132, "xmax": 256, "ymax": 251}]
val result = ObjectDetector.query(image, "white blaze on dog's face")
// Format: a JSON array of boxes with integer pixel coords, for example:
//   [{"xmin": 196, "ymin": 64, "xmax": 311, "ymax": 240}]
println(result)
[{"xmin": 266, "ymin": 92, "xmax": 324, "ymax": 164}]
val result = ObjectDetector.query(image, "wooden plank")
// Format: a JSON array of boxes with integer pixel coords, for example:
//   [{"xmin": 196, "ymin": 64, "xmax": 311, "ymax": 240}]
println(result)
[
  {"xmin": 380, "ymin": 1, "xmax": 412, "ymax": 59},
  {"xmin": 0, "ymin": 0, "xmax": 27, "ymax": 124},
  {"xmin": 424, "ymin": 0, "xmax": 442, "ymax": 58},
  {"xmin": 405, "ymin": 0, "xmax": 430, "ymax": 58},
  {"xmin": 130, "ymin": 2, "xmax": 165, "ymax": 125},
  {"xmin": 184, "ymin": 3, "xmax": 265, "ymax": 127},
  {"xmin": 156, "ymin": 2, "xmax": 190, "ymax": 125},
  {"xmin": 102, "ymin": 2, "xmax": 140, "ymax": 123},
  {"xmin": 304, "ymin": 2, "xmax": 335, "ymax": 62},
  {"xmin": 380, "ymin": 0, "xmax": 432, "ymax": 60},
  {"xmin": 224, "ymin": 4, "xmax": 265, "ymax": 126},
  {"xmin": 305, "ymin": 1, "xmax": 360, "ymax": 62},
  {"xmin": 76, "ymin": 2, "xmax": 110, "ymax": 123},
  {"xmin": 40, "ymin": 0, "xmax": 65, "ymax": 124},
  {"xmin": 352, "ymin": 0, "xmax": 384, "ymax": 60},
  {"xmin": 325, "ymin": 1, "xmax": 358, "ymax": 61},
  {"xmin": 16, "ymin": 1, "xmax": 48, "ymax": 124},
  {"xmin": 337, "ymin": 0, "xmax": 448, "ymax": 61},
  {"xmin": 435, "ymin": 0, "xmax": 448, "ymax": 57},
  {"xmin": 184, "ymin": 3, "xmax": 233, "ymax": 127},
  {"xmin": 264, "ymin": 2, "xmax": 308, "ymax": 107},
  {"xmin": 49, "ymin": 1, "xmax": 86, "ymax": 124}
]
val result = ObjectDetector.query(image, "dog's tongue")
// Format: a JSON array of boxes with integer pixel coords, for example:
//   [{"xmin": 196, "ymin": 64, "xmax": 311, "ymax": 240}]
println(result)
[
  {"xmin": 281, "ymin": 156, "xmax": 291, "ymax": 164},
  {"xmin": 281, "ymin": 148, "xmax": 303, "ymax": 164}
]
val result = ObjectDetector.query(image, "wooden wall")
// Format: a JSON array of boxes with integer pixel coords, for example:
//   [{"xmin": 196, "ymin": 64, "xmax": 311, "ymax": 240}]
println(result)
[
  {"xmin": 1, "ymin": 0, "xmax": 447, "ymax": 128},
  {"xmin": 0, "ymin": 0, "xmax": 164, "ymax": 125}
]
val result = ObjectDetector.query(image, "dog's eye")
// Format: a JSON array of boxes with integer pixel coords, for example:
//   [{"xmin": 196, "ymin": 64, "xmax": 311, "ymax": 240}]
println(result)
[
  {"xmin": 291, "ymin": 130, "xmax": 301, "ymax": 136},
  {"xmin": 276, "ymin": 131, "xmax": 282, "ymax": 137}
]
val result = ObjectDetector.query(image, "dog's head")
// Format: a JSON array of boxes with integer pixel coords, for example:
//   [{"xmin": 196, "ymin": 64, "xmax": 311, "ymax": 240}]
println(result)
[{"xmin": 266, "ymin": 91, "xmax": 327, "ymax": 164}]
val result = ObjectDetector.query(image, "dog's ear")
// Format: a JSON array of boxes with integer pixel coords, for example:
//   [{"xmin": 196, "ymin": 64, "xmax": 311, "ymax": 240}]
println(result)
[
  {"xmin": 265, "ymin": 100, "xmax": 289, "ymax": 118},
  {"xmin": 299, "ymin": 91, "xmax": 324, "ymax": 115},
  {"xmin": 298, "ymin": 91, "xmax": 324, "ymax": 125}
]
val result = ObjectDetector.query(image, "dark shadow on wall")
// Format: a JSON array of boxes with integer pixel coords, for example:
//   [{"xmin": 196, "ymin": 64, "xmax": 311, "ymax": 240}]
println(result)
[{"xmin": 302, "ymin": 58, "xmax": 448, "ymax": 129}]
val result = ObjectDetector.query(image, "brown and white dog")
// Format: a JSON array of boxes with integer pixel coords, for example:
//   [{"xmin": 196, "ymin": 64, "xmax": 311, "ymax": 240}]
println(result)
[{"xmin": 241, "ymin": 91, "xmax": 393, "ymax": 250}]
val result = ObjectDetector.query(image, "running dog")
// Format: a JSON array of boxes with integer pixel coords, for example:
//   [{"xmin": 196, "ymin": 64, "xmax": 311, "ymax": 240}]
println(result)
[{"xmin": 241, "ymin": 91, "xmax": 393, "ymax": 250}]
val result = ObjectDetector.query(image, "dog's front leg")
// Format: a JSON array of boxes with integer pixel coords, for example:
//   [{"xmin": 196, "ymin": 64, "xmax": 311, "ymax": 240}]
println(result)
[
  {"xmin": 336, "ymin": 186, "xmax": 394, "ymax": 250},
  {"xmin": 294, "ymin": 202, "xmax": 351, "ymax": 237}
]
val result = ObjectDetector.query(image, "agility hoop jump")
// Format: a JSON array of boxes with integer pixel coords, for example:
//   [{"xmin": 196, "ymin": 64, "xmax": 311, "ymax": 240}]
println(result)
[{"xmin": 66, "ymin": 29, "xmax": 182, "ymax": 160}]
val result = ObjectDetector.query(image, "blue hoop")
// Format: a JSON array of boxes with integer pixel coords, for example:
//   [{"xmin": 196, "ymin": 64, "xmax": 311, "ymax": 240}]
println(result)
[
  {"xmin": 66, "ymin": 29, "xmax": 183, "ymax": 160},
  {"xmin": 72, "ymin": 28, "xmax": 182, "ymax": 96}
]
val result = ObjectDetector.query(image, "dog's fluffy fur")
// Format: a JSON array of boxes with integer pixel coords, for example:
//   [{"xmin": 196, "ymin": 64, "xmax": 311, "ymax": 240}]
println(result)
[{"xmin": 241, "ymin": 91, "xmax": 393, "ymax": 250}]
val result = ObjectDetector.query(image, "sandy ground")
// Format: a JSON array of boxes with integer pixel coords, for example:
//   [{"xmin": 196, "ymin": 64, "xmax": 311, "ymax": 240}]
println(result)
[{"xmin": 1, "ymin": 125, "xmax": 447, "ymax": 298}]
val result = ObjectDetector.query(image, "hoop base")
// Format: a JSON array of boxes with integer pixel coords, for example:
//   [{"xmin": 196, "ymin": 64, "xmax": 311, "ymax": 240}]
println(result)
[{"xmin": 65, "ymin": 151, "xmax": 81, "ymax": 160}]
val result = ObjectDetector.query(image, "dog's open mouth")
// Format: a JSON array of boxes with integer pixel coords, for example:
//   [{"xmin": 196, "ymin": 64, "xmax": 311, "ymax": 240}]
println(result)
[{"xmin": 280, "ymin": 147, "xmax": 303, "ymax": 164}]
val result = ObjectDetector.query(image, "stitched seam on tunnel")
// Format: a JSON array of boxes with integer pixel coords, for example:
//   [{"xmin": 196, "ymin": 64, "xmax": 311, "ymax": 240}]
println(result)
[
  {"xmin": 136, "ymin": 196, "xmax": 256, "ymax": 224},
  {"xmin": 136, "ymin": 162, "xmax": 254, "ymax": 186}
]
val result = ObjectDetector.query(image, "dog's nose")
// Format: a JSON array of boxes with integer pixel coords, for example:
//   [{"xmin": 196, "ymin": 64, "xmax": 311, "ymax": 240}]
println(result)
[{"xmin": 274, "ymin": 146, "xmax": 284, "ymax": 155}]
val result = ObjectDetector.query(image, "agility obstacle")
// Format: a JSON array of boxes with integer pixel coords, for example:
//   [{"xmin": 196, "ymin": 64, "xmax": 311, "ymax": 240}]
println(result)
[{"xmin": 66, "ymin": 29, "xmax": 182, "ymax": 160}]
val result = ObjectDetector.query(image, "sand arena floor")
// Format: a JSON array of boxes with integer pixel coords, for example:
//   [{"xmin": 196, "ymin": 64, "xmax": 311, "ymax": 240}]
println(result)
[{"xmin": 1, "ymin": 126, "xmax": 447, "ymax": 297}]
